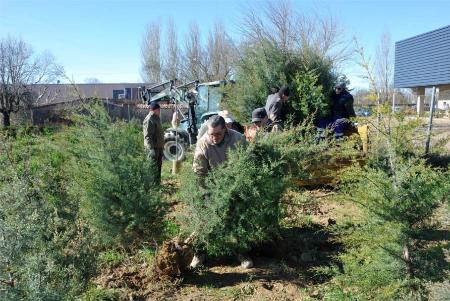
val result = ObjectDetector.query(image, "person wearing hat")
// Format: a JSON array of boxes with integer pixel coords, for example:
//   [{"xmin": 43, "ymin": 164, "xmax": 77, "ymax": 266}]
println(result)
[
  {"xmin": 330, "ymin": 82, "xmax": 356, "ymax": 138},
  {"xmin": 265, "ymin": 86, "xmax": 290, "ymax": 132},
  {"xmin": 317, "ymin": 83, "xmax": 356, "ymax": 139},
  {"xmin": 190, "ymin": 115, "xmax": 251, "ymax": 269},
  {"xmin": 197, "ymin": 110, "xmax": 244, "ymax": 141},
  {"xmin": 218, "ymin": 110, "xmax": 245, "ymax": 134},
  {"xmin": 143, "ymin": 102, "xmax": 164, "ymax": 183},
  {"xmin": 193, "ymin": 115, "xmax": 246, "ymax": 179},
  {"xmin": 245, "ymin": 107, "xmax": 271, "ymax": 142}
]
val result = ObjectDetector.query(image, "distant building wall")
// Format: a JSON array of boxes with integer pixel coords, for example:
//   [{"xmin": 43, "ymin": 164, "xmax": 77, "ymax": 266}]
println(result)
[{"xmin": 30, "ymin": 100, "xmax": 174, "ymax": 126}]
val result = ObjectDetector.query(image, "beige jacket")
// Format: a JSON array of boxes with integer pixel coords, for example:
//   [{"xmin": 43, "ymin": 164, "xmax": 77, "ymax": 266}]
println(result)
[
  {"xmin": 143, "ymin": 111, "xmax": 165, "ymax": 150},
  {"xmin": 193, "ymin": 129, "xmax": 246, "ymax": 177}
]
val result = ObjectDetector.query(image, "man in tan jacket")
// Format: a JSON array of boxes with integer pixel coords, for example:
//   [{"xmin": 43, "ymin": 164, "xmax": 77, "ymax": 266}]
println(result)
[
  {"xmin": 193, "ymin": 115, "xmax": 246, "ymax": 178},
  {"xmin": 191, "ymin": 115, "xmax": 254, "ymax": 269},
  {"xmin": 143, "ymin": 102, "xmax": 164, "ymax": 184}
]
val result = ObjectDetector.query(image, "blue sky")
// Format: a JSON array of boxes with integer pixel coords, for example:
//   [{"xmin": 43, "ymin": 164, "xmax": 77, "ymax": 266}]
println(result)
[{"xmin": 0, "ymin": 0, "xmax": 449, "ymax": 88}]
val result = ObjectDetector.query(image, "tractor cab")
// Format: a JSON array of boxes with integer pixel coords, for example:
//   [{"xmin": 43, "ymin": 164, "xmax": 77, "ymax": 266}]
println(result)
[{"xmin": 141, "ymin": 79, "xmax": 229, "ymax": 161}]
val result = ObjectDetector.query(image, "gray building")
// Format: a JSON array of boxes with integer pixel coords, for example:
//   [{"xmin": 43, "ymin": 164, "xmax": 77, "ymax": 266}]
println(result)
[{"xmin": 394, "ymin": 25, "xmax": 450, "ymax": 115}]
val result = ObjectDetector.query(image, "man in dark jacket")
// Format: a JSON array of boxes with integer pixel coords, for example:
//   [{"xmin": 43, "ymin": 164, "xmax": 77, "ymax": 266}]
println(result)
[
  {"xmin": 330, "ymin": 83, "xmax": 356, "ymax": 138},
  {"xmin": 143, "ymin": 102, "xmax": 164, "ymax": 183},
  {"xmin": 318, "ymin": 83, "xmax": 356, "ymax": 139},
  {"xmin": 265, "ymin": 86, "xmax": 290, "ymax": 131}
]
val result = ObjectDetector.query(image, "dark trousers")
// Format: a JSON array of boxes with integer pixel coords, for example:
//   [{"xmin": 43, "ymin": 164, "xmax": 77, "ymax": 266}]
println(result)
[
  {"xmin": 154, "ymin": 148, "xmax": 163, "ymax": 184},
  {"xmin": 317, "ymin": 117, "xmax": 354, "ymax": 138}
]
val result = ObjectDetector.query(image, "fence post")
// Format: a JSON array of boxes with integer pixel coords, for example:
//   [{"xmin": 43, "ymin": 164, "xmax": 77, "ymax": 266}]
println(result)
[
  {"xmin": 392, "ymin": 89, "xmax": 396, "ymax": 112},
  {"xmin": 424, "ymin": 86, "xmax": 436, "ymax": 154}
]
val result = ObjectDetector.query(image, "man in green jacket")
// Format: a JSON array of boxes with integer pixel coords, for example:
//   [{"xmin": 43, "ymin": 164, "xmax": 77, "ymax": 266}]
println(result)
[{"xmin": 143, "ymin": 102, "xmax": 164, "ymax": 184}]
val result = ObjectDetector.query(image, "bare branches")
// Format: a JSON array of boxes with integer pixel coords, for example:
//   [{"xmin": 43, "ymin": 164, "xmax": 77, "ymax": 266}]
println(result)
[
  {"xmin": 0, "ymin": 36, "xmax": 62, "ymax": 126},
  {"xmin": 141, "ymin": 22, "xmax": 161, "ymax": 83},
  {"xmin": 140, "ymin": 0, "xmax": 349, "ymax": 83},
  {"xmin": 353, "ymin": 30, "xmax": 394, "ymax": 102},
  {"xmin": 353, "ymin": 36, "xmax": 378, "ymax": 94},
  {"xmin": 142, "ymin": 20, "xmax": 236, "ymax": 83},
  {"xmin": 162, "ymin": 19, "xmax": 180, "ymax": 81},
  {"xmin": 239, "ymin": 0, "xmax": 350, "ymax": 63},
  {"xmin": 375, "ymin": 31, "xmax": 394, "ymax": 103},
  {"xmin": 204, "ymin": 21, "xmax": 236, "ymax": 81},
  {"xmin": 181, "ymin": 22, "xmax": 202, "ymax": 81}
]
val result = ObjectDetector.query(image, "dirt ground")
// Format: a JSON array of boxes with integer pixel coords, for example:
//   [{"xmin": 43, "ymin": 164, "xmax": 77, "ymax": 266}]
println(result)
[
  {"xmin": 93, "ymin": 193, "xmax": 449, "ymax": 301},
  {"xmin": 91, "ymin": 119, "xmax": 450, "ymax": 300},
  {"xmin": 420, "ymin": 117, "xmax": 450, "ymax": 151},
  {"xmin": 93, "ymin": 188, "xmax": 356, "ymax": 301}
]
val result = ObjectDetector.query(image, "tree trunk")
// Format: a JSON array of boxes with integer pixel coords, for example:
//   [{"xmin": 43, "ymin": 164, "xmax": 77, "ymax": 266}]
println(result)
[{"xmin": 2, "ymin": 111, "xmax": 11, "ymax": 127}]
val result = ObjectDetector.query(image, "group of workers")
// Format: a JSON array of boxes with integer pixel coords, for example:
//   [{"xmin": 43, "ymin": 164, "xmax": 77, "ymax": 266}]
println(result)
[{"xmin": 143, "ymin": 83, "xmax": 355, "ymax": 269}]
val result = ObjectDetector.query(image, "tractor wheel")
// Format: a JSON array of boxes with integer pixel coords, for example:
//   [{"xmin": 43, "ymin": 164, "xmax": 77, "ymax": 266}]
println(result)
[{"xmin": 163, "ymin": 138, "xmax": 186, "ymax": 161}]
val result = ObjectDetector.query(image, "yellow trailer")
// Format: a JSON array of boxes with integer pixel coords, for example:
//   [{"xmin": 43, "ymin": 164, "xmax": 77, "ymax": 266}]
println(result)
[{"xmin": 294, "ymin": 124, "xmax": 369, "ymax": 187}]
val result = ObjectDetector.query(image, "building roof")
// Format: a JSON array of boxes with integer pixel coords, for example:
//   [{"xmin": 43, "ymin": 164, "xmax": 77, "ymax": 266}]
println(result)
[{"xmin": 394, "ymin": 25, "xmax": 450, "ymax": 88}]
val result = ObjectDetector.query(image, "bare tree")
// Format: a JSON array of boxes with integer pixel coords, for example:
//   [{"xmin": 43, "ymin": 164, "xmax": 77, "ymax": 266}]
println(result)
[
  {"xmin": 181, "ymin": 22, "xmax": 203, "ymax": 81},
  {"xmin": 141, "ymin": 22, "xmax": 161, "ymax": 83},
  {"xmin": 84, "ymin": 77, "xmax": 102, "ymax": 84},
  {"xmin": 354, "ymin": 30, "xmax": 394, "ymax": 103},
  {"xmin": 353, "ymin": 37, "xmax": 378, "ymax": 94},
  {"xmin": 0, "ymin": 37, "xmax": 62, "ymax": 127},
  {"xmin": 240, "ymin": 0, "xmax": 350, "ymax": 63},
  {"xmin": 162, "ymin": 19, "xmax": 180, "ymax": 81},
  {"xmin": 375, "ymin": 30, "xmax": 394, "ymax": 103},
  {"xmin": 204, "ymin": 21, "xmax": 236, "ymax": 81}
]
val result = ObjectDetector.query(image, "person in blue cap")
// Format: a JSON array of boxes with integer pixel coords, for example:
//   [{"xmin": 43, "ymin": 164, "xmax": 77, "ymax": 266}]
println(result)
[{"xmin": 143, "ymin": 102, "xmax": 164, "ymax": 183}]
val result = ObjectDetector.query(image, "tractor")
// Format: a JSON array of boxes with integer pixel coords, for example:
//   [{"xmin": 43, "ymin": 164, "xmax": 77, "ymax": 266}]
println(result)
[{"xmin": 141, "ymin": 79, "xmax": 228, "ymax": 161}]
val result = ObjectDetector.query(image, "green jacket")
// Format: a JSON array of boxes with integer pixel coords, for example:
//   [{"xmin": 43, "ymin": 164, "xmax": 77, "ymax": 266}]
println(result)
[{"xmin": 143, "ymin": 111, "xmax": 164, "ymax": 150}]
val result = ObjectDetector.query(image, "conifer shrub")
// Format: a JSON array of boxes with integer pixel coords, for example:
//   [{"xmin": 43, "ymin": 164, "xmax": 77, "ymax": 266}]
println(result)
[
  {"xmin": 0, "ymin": 131, "xmax": 97, "ymax": 300},
  {"xmin": 221, "ymin": 42, "xmax": 335, "ymax": 123},
  {"xmin": 180, "ymin": 144, "xmax": 287, "ymax": 255},
  {"xmin": 328, "ymin": 150, "xmax": 449, "ymax": 299},
  {"xmin": 66, "ymin": 104, "xmax": 167, "ymax": 246},
  {"xmin": 0, "ymin": 104, "xmax": 169, "ymax": 299},
  {"xmin": 292, "ymin": 68, "xmax": 328, "ymax": 122},
  {"xmin": 179, "ymin": 122, "xmax": 345, "ymax": 256}
]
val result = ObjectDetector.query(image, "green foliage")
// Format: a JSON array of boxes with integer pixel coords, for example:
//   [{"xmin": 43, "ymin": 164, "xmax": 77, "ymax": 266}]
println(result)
[
  {"xmin": 292, "ymin": 68, "xmax": 327, "ymax": 122},
  {"xmin": 98, "ymin": 250, "xmax": 126, "ymax": 268},
  {"xmin": 180, "ymin": 123, "xmax": 343, "ymax": 256},
  {"xmin": 222, "ymin": 42, "xmax": 335, "ymax": 123},
  {"xmin": 328, "ymin": 118, "xmax": 450, "ymax": 300},
  {"xmin": 136, "ymin": 247, "xmax": 156, "ymax": 266},
  {"xmin": 341, "ymin": 158, "xmax": 448, "ymax": 227},
  {"xmin": 330, "ymin": 222, "xmax": 411, "ymax": 300},
  {"xmin": 66, "ymin": 104, "xmax": 167, "ymax": 246},
  {"xmin": 0, "ymin": 131, "xmax": 97, "ymax": 300},
  {"xmin": 0, "ymin": 103, "xmax": 169, "ymax": 299},
  {"xmin": 180, "ymin": 144, "xmax": 287, "ymax": 255}
]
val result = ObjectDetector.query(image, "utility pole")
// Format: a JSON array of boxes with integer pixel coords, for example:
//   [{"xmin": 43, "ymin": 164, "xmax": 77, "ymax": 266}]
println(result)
[
  {"xmin": 424, "ymin": 86, "xmax": 436, "ymax": 154},
  {"xmin": 392, "ymin": 89, "xmax": 396, "ymax": 112}
]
